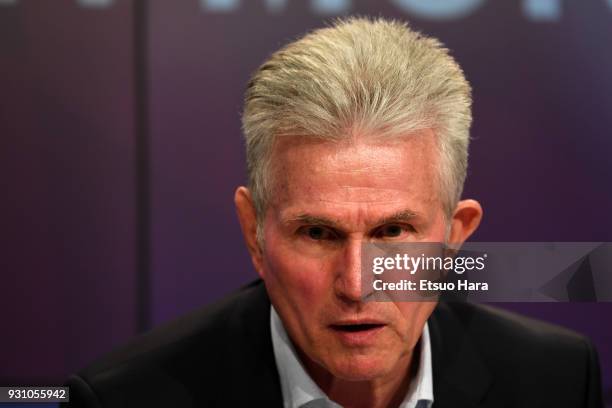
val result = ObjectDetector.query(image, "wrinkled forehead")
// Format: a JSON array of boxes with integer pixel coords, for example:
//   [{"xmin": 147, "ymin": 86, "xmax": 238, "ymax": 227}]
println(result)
[{"xmin": 267, "ymin": 130, "xmax": 442, "ymax": 214}]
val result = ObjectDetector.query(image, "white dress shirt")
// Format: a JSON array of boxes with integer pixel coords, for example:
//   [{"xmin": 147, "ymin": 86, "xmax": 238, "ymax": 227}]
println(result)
[{"xmin": 270, "ymin": 307, "xmax": 434, "ymax": 408}]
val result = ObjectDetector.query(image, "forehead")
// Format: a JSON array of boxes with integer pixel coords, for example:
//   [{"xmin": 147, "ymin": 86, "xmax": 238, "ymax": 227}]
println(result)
[{"xmin": 268, "ymin": 130, "xmax": 442, "ymax": 223}]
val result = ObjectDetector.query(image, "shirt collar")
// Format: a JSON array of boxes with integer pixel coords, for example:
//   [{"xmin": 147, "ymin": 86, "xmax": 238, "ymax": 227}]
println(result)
[{"xmin": 270, "ymin": 306, "xmax": 434, "ymax": 408}]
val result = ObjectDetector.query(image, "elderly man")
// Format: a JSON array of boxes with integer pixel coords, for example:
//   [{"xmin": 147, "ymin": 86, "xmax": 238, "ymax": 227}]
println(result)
[{"xmin": 65, "ymin": 17, "xmax": 603, "ymax": 408}]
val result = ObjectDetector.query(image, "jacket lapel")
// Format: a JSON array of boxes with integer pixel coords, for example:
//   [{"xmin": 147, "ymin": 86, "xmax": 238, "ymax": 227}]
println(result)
[
  {"xmin": 428, "ymin": 301, "xmax": 493, "ymax": 408},
  {"xmin": 223, "ymin": 281, "xmax": 284, "ymax": 406}
]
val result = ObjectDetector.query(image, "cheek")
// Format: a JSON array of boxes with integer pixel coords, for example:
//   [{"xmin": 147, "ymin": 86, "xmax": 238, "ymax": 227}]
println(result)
[
  {"xmin": 392, "ymin": 302, "xmax": 437, "ymax": 343},
  {"xmin": 262, "ymin": 228, "xmax": 332, "ymax": 307}
]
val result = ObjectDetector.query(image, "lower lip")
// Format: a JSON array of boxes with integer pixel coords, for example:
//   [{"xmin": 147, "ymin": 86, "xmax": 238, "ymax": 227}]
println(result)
[{"xmin": 330, "ymin": 325, "xmax": 386, "ymax": 346}]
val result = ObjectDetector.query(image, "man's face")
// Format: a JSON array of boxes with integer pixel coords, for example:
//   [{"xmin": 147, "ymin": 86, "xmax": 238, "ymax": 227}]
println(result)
[{"xmin": 259, "ymin": 130, "xmax": 447, "ymax": 381}]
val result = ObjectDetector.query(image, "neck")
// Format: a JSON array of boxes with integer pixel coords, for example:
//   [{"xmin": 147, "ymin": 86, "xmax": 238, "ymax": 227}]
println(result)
[{"xmin": 300, "ymin": 348, "xmax": 418, "ymax": 408}]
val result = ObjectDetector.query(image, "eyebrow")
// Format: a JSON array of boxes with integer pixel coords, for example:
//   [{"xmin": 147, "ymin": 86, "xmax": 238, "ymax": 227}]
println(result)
[
  {"xmin": 375, "ymin": 210, "xmax": 419, "ymax": 225},
  {"xmin": 288, "ymin": 214, "xmax": 341, "ymax": 228},
  {"xmin": 285, "ymin": 209, "xmax": 420, "ymax": 230}
]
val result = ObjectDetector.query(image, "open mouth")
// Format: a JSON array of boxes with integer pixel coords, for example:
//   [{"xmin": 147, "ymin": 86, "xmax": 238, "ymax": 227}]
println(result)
[{"xmin": 331, "ymin": 323, "xmax": 385, "ymax": 332}]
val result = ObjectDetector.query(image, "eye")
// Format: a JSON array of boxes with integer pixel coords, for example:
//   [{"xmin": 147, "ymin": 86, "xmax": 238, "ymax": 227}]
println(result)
[
  {"xmin": 374, "ymin": 224, "xmax": 415, "ymax": 239},
  {"xmin": 299, "ymin": 226, "xmax": 338, "ymax": 241}
]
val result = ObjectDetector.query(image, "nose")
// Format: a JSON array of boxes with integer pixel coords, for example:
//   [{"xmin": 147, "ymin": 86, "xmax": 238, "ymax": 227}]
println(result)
[{"xmin": 334, "ymin": 238, "xmax": 371, "ymax": 304}]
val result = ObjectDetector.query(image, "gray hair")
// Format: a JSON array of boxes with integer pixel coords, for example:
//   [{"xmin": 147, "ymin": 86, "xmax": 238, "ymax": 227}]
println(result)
[{"xmin": 241, "ymin": 17, "xmax": 472, "ymax": 236}]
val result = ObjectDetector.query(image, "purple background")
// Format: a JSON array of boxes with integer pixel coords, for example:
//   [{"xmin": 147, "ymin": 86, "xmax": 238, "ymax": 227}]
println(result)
[{"xmin": 1, "ymin": 0, "xmax": 611, "ymax": 404}]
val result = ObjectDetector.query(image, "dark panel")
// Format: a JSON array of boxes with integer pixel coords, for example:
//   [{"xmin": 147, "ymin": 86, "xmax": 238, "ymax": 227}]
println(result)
[{"xmin": 0, "ymin": 0, "xmax": 137, "ymax": 382}]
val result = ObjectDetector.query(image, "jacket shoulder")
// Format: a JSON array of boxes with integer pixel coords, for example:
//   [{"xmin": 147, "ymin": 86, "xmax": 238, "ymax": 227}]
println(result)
[
  {"xmin": 435, "ymin": 302, "xmax": 602, "ymax": 407},
  {"xmin": 64, "ymin": 280, "xmax": 278, "ymax": 407},
  {"xmin": 447, "ymin": 301, "xmax": 589, "ymax": 348},
  {"xmin": 83, "ymin": 280, "xmax": 265, "ymax": 376}
]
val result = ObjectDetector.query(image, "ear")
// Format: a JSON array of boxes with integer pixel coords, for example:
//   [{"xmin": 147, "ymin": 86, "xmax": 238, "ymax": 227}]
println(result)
[
  {"xmin": 234, "ymin": 186, "xmax": 265, "ymax": 279},
  {"xmin": 447, "ymin": 199, "xmax": 483, "ymax": 245}
]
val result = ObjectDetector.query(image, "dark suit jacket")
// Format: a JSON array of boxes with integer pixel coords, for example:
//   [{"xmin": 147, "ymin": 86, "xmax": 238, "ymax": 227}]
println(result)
[{"xmin": 63, "ymin": 280, "xmax": 603, "ymax": 407}]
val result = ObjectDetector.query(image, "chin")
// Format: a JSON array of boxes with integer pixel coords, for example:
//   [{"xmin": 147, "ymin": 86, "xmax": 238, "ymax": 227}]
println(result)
[{"xmin": 325, "ymin": 353, "xmax": 395, "ymax": 381}]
